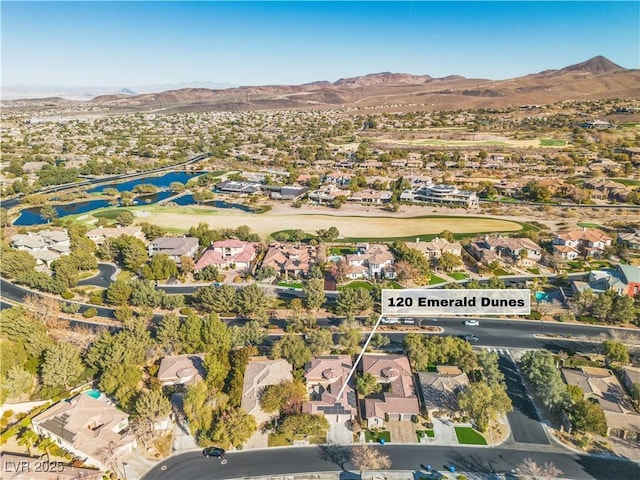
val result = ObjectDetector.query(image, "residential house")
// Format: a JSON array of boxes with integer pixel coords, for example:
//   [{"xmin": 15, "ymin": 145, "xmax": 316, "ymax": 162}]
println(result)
[
  {"xmin": 241, "ymin": 357, "xmax": 293, "ymax": 429},
  {"xmin": 308, "ymin": 185, "xmax": 351, "ymax": 204},
  {"xmin": 469, "ymin": 236, "xmax": 542, "ymax": 267},
  {"xmin": 31, "ymin": 393, "xmax": 136, "ymax": 470},
  {"xmin": 618, "ymin": 230, "xmax": 640, "ymax": 251},
  {"xmin": 360, "ymin": 354, "xmax": 420, "ymax": 428},
  {"xmin": 553, "ymin": 228, "xmax": 613, "ymax": 258},
  {"xmin": 562, "ymin": 366, "xmax": 640, "ymax": 441},
  {"xmin": 215, "ymin": 180, "xmax": 262, "ymax": 194},
  {"xmin": 194, "ymin": 239, "xmax": 256, "ymax": 272},
  {"xmin": 620, "ymin": 366, "xmax": 640, "ymax": 394},
  {"xmin": 345, "ymin": 243, "xmax": 396, "ymax": 280},
  {"xmin": 261, "ymin": 243, "xmax": 318, "ymax": 279},
  {"xmin": 266, "ymin": 186, "xmax": 309, "ymax": 200},
  {"xmin": 417, "ymin": 366, "xmax": 470, "ymax": 418},
  {"xmin": 0, "ymin": 452, "xmax": 103, "ymax": 480},
  {"xmin": 148, "ymin": 236, "xmax": 199, "ymax": 262},
  {"xmin": 400, "ymin": 183, "xmax": 479, "ymax": 208},
  {"xmin": 405, "ymin": 237, "xmax": 463, "ymax": 260},
  {"xmin": 157, "ymin": 354, "xmax": 206, "ymax": 386},
  {"xmin": 303, "ymin": 355, "xmax": 357, "ymax": 441},
  {"xmin": 10, "ymin": 229, "xmax": 71, "ymax": 268},
  {"xmin": 86, "ymin": 226, "xmax": 145, "ymax": 246},
  {"xmin": 348, "ymin": 189, "xmax": 392, "ymax": 204},
  {"xmin": 583, "ymin": 179, "xmax": 628, "ymax": 201},
  {"xmin": 580, "ymin": 120, "xmax": 614, "ymax": 129},
  {"xmin": 571, "ymin": 264, "xmax": 640, "ymax": 297}
]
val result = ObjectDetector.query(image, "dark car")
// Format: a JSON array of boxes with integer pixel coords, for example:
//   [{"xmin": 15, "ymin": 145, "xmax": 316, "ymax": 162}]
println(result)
[{"xmin": 203, "ymin": 447, "xmax": 226, "ymax": 459}]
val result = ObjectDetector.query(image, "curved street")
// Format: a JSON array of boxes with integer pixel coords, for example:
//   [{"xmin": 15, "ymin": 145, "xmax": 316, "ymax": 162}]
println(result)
[{"xmin": 141, "ymin": 445, "xmax": 640, "ymax": 480}]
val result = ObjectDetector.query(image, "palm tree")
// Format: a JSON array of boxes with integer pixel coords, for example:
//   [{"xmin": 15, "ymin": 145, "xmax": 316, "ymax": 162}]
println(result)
[{"xmin": 17, "ymin": 427, "xmax": 39, "ymax": 456}]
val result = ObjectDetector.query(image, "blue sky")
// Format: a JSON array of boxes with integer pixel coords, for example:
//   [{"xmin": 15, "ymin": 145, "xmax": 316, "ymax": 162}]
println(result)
[{"xmin": 2, "ymin": 1, "xmax": 638, "ymax": 87}]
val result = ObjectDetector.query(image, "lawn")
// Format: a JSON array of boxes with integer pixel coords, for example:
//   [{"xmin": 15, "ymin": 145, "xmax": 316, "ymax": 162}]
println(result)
[
  {"xmin": 491, "ymin": 268, "xmax": 510, "ymax": 276},
  {"xmin": 612, "ymin": 178, "xmax": 640, "ymax": 186},
  {"xmin": 449, "ymin": 272, "xmax": 468, "ymax": 280},
  {"xmin": 428, "ymin": 274, "xmax": 447, "ymax": 285},
  {"xmin": 578, "ymin": 222, "xmax": 602, "ymax": 228},
  {"xmin": 454, "ymin": 427, "xmax": 487, "ymax": 445},
  {"xmin": 328, "ymin": 246, "xmax": 358, "ymax": 255},
  {"xmin": 338, "ymin": 280, "xmax": 374, "ymax": 290},
  {"xmin": 268, "ymin": 433, "xmax": 292, "ymax": 447},
  {"xmin": 277, "ymin": 281, "xmax": 304, "ymax": 289},
  {"xmin": 527, "ymin": 268, "xmax": 540, "ymax": 275},
  {"xmin": 416, "ymin": 430, "xmax": 435, "ymax": 441},
  {"xmin": 384, "ymin": 281, "xmax": 404, "ymax": 289},
  {"xmin": 365, "ymin": 430, "xmax": 391, "ymax": 443},
  {"xmin": 92, "ymin": 208, "xmax": 132, "ymax": 219},
  {"xmin": 540, "ymin": 138, "xmax": 567, "ymax": 147}
]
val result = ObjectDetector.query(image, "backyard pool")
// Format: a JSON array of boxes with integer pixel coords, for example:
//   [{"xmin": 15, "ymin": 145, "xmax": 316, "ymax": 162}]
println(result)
[{"xmin": 535, "ymin": 291, "xmax": 549, "ymax": 302}]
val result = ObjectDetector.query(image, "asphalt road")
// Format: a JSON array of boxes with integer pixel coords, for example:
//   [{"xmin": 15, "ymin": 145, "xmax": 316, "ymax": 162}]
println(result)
[
  {"xmin": 497, "ymin": 354, "xmax": 550, "ymax": 444},
  {"xmin": 78, "ymin": 263, "xmax": 117, "ymax": 288},
  {"xmin": 141, "ymin": 445, "xmax": 640, "ymax": 480}
]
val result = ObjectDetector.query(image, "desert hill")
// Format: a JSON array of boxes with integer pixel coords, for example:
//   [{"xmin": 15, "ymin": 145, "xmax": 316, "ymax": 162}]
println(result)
[{"xmin": 7, "ymin": 56, "xmax": 639, "ymax": 113}]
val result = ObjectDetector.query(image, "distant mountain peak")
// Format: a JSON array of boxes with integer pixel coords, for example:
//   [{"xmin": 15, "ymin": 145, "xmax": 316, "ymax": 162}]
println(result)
[{"xmin": 562, "ymin": 55, "xmax": 624, "ymax": 73}]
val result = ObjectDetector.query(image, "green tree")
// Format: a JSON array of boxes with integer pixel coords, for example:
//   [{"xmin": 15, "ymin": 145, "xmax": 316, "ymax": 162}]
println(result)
[
  {"xmin": 602, "ymin": 339, "xmax": 629, "ymax": 365},
  {"xmin": 204, "ymin": 354, "xmax": 229, "ymax": 390},
  {"xmin": 304, "ymin": 278, "xmax": 326, "ymax": 311},
  {"xmin": 183, "ymin": 382, "xmax": 215, "ymax": 436},
  {"xmin": 105, "ymin": 279, "xmax": 133, "ymax": 305},
  {"xmin": 40, "ymin": 342, "xmax": 84, "ymax": 389},
  {"xmin": 99, "ymin": 363, "xmax": 142, "ymax": 410},
  {"xmin": 142, "ymin": 253, "xmax": 178, "ymax": 280},
  {"xmin": 570, "ymin": 399, "xmax": 607, "ymax": 435},
  {"xmin": 277, "ymin": 413, "xmax": 329, "ymax": 441},
  {"xmin": 520, "ymin": 350, "xmax": 568, "ymax": 411},
  {"xmin": 230, "ymin": 320, "xmax": 267, "ymax": 347},
  {"xmin": 51, "ymin": 256, "xmax": 80, "ymax": 288},
  {"xmin": 259, "ymin": 380, "xmax": 306, "ymax": 415},
  {"xmin": 403, "ymin": 333, "xmax": 430, "ymax": 371},
  {"xmin": 609, "ymin": 295, "xmax": 637, "ymax": 324},
  {"xmin": 476, "ymin": 350, "xmax": 505, "ymax": 388},
  {"xmin": 2, "ymin": 365, "xmax": 35, "ymax": 398},
  {"xmin": 179, "ymin": 312, "xmax": 204, "ymax": 353},
  {"xmin": 437, "ymin": 252, "xmax": 463, "ymax": 272},
  {"xmin": 235, "ymin": 284, "xmax": 269, "ymax": 320},
  {"xmin": 201, "ymin": 313, "xmax": 231, "ymax": 358},
  {"xmin": 272, "ymin": 334, "xmax": 311, "ymax": 370},
  {"xmin": 116, "ymin": 211, "xmax": 135, "ymax": 226},
  {"xmin": 0, "ymin": 248, "xmax": 37, "ymax": 278},
  {"xmin": 39, "ymin": 205, "xmax": 58, "ymax": 223},
  {"xmin": 211, "ymin": 407, "xmax": 257, "ymax": 449},
  {"xmin": 122, "ymin": 239, "xmax": 148, "ymax": 271},
  {"xmin": 369, "ymin": 333, "xmax": 390, "ymax": 350},
  {"xmin": 192, "ymin": 284, "xmax": 236, "ymax": 314},
  {"xmin": 457, "ymin": 381, "xmax": 513, "ymax": 432},
  {"xmin": 336, "ymin": 288, "xmax": 373, "ymax": 319},
  {"xmin": 355, "ymin": 372, "xmax": 381, "ymax": 397},
  {"xmin": 306, "ymin": 328, "xmax": 333, "ymax": 355},
  {"xmin": 338, "ymin": 326, "xmax": 362, "ymax": 355},
  {"xmin": 135, "ymin": 389, "xmax": 171, "ymax": 422}
]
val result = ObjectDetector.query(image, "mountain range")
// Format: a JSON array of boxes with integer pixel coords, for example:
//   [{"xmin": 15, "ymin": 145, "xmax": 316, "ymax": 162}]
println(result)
[{"xmin": 5, "ymin": 56, "xmax": 639, "ymax": 112}]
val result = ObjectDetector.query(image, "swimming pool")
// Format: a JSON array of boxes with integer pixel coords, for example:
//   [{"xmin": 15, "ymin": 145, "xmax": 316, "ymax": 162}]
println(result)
[
  {"xmin": 85, "ymin": 389, "xmax": 102, "ymax": 399},
  {"xmin": 535, "ymin": 291, "xmax": 549, "ymax": 302}
]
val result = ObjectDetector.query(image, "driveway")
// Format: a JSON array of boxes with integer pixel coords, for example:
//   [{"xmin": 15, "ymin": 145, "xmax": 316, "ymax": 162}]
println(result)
[
  {"xmin": 432, "ymin": 417, "xmax": 458, "ymax": 445},
  {"xmin": 327, "ymin": 417, "xmax": 353, "ymax": 444},
  {"xmin": 386, "ymin": 420, "xmax": 417, "ymax": 443}
]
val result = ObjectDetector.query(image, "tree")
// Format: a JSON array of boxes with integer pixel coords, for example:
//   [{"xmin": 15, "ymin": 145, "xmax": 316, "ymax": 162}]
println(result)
[
  {"xmin": 403, "ymin": 333, "xmax": 430, "ymax": 370},
  {"xmin": 178, "ymin": 312, "xmax": 204, "ymax": 353},
  {"xmin": 304, "ymin": 278, "xmax": 326, "ymax": 311},
  {"xmin": 122, "ymin": 239, "xmax": 148, "ymax": 271},
  {"xmin": 602, "ymin": 339, "xmax": 629, "ymax": 365},
  {"xmin": 355, "ymin": 372, "xmax": 381, "ymax": 397},
  {"xmin": 41, "ymin": 342, "xmax": 84, "ymax": 389},
  {"xmin": 476, "ymin": 350, "xmax": 505, "ymax": 388},
  {"xmin": 105, "ymin": 279, "xmax": 133, "ymax": 305},
  {"xmin": 23, "ymin": 294, "xmax": 61, "ymax": 327},
  {"xmin": 277, "ymin": 413, "xmax": 329, "ymax": 441},
  {"xmin": 570, "ymin": 398, "xmax": 608, "ymax": 435},
  {"xmin": 259, "ymin": 380, "xmax": 306, "ymax": 415},
  {"xmin": 140, "ymin": 222, "xmax": 164, "ymax": 241},
  {"xmin": 369, "ymin": 333, "xmax": 390, "ymax": 350},
  {"xmin": 183, "ymin": 382, "xmax": 216, "ymax": 436},
  {"xmin": 235, "ymin": 284, "xmax": 269, "ymax": 320},
  {"xmin": 338, "ymin": 326, "xmax": 362, "ymax": 355},
  {"xmin": 17, "ymin": 427, "xmax": 39, "ymax": 456},
  {"xmin": 201, "ymin": 313, "xmax": 231, "ymax": 358},
  {"xmin": 336, "ymin": 288, "xmax": 373, "ymax": 318},
  {"xmin": 192, "ymin": 284, "xmax": 236, "ymax": 314},
  {"xmin": 272, "ymin": 334, "xmax": 311, "ymax": 370},
  {"xmin": 180, "ymin": 255, "xmax": 195, "ymax": 275},
  {"xmin": 0, "ymin": 248, "xmax": 36, "ymax": 278},
  {"xmin": 204, "ymin": 354, "xmax": 229, "ymax": 389},
  {"xmin": 437, "ymin": 252, "xmax": 463, "ymax": 272},
  {"xmin": 457, "ymin": 381, "xmax": 512, "ymax": 432},
  {"xmin": 306, "ymin": 328, "xmax": 333, "ymax": 355},
  {"xmin": 51, "ymin": 256, "xmax": 80, "ymax": 288},
  {"xmin": 520, "ymin": 350, "xmax": 568, "ymax": 411},
  {"xmin": 439, "ymin": 230, "xmax": 455, "ymax": 242},
  {"xmin": 517, "ymin": 458, "xmax": 563, "ymax": 480},
  {"xmin": 156, "ymin": 312, "xmax": 182, "ymax": 353},
  {"xmin": 142, "ymin": 253, "xmax": 178, "ymax": 280},
  {"xmin": 211, "ymin": 408, "xmax": 257, "ymax": 449},
  {"xmin": 40, "ymin": 205, "xmax": 58, "ymax": 223},
  {"xmin": 136, "ymin": 389, "xmax": 171, "ymax": 422},
  {"xmin": 230, "ymin": 320, "xmax": 267, "ymax": 347},
  {"xmin": 609, "ymin": 295, "xmax": 637, "ymax": 324},
  {"xmin": 350, "ymin": 444, "xmax": 391, "ymax": 476},
  {"xmin": 3, "ymin": 365, "xmax": 34, "ymax": 399},
  {"xmin": 116, "ymin": 211, "xmax": 135, "ymax": 226},
  {"xmin": 99, "ymin": 363, "xmax": 142, "ymax": 409}
]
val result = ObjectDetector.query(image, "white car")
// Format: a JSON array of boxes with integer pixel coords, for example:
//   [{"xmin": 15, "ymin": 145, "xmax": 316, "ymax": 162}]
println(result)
[{"xmin": 464, "ymin": 320, "xmax": 480, "ymax": 326}]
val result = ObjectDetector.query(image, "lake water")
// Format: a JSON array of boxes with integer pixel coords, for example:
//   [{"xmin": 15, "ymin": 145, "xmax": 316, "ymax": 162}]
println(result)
[{"xmin": 87, "ymin": 171, "xmax": 206, "ymax": 193}]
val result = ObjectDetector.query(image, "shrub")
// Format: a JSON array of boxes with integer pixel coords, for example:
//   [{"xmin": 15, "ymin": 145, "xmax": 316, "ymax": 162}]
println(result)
[
  {"xmin": 89, "ymin": 294, "xmax": 104, "ymax": 305},
  {"xmin": 83, "ymin": 308, "xmax": 98, "ymax": 318},
  {"xmin": 61, "ymin": 291, "xmax": 74, "ymax": 300}
]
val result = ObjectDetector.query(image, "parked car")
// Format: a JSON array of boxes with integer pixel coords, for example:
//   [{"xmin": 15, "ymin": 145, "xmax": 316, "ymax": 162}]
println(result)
[
  {"xmin": 203, "ymin": 447, "xmax": 227, "ymax": 464},
  {"xmin": 464, "ymin": 335, "xmax": 479, "ymax": 342},
  {"xmin": 464, "ymin": 320, "xmax": 480, "ymax": 326}
]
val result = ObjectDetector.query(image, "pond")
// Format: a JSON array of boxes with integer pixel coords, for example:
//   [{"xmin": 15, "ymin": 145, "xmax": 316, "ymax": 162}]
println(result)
[{"xmin": 87, "ymin": 171, "xmax": 206, "ymax": 193}]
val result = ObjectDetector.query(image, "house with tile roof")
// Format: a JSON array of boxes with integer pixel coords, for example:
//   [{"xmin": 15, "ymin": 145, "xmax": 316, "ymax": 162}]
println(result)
[
  {"xmin": 345, "ymin": 243, "xmax": 396, "ymax": 280},
  {"xmin": 261, "ymin": 243, "xmax": 318, "ymax": 279},
  {"xmin": 417, "ymin": 366, "xmax": 470, "ymax": 418},
  {"xmin": 571, "ymin": 264, "xmax": 640, "ymax": 297},
  {"xmin": 360, "ymin": 354, "xmax": 420, "ymax": 428},
  {"xmin": 31, "ymin": 393, "xmax": 136, "ymax": 471},
  {"xmin": 406, "ymin": 237, "xmax": 462, "ymax": 260},
  {"xmin": 86, "ymin": 226, "xmax": 145, "ymax": 246},
  {"xmin": 10, "ymin": 229, "xmax": 71, "ymax": 268},
  {"xmin": 148, "ymin": 236, "xmax": 199, "ymax": 262},
  {"xmin": 157, "ymin": 353, "xmax": 206, "ymax": 386},
  {"xmin": 553, "ymin": 228, "xmax": 612, "ymax": 258},
  {"xmin": 241, "ymin": 358, "xmax": 293, "ymax": 426},
  {"xmin": 194, "ymin": 240, "xmax": 256, "ymax": 273},
  {"xmin": 469, "ymin": 235, "xmax": 542, "ymax": 267},
  {"xmin": 0, "ymin": 452, "xmax": 103, "ymax": 480},
  {"xmin": 562, "ymin": 366, "xmax": 640, "ymax": 440},
  {"xmin": 303, "ymin": 355, "xmax": 357, "ymax": 424}
]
